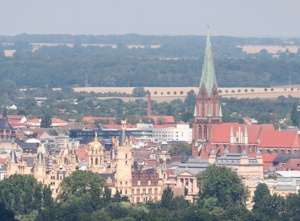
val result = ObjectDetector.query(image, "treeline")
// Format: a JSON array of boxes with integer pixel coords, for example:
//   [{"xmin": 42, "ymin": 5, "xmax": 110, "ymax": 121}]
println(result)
[
  {"xmin": 0, "ymin": 56, "xmax": 300, "ymax": 88},
  {"xmin": 0, "ymin": 34, "xmax": 299, "ymax": 88},
  {"xmin": 1, "ymin": 166, "xmax": 300, "ymax": 221},
  {"xmin": 1, "ymin": 86, "xmax": 298, "ymax": 128}
]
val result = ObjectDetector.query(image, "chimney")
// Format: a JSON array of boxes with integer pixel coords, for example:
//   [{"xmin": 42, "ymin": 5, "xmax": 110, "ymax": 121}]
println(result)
[{"xmin": 147, "ymin": 91, "xmax": 151, "ymax": 117}]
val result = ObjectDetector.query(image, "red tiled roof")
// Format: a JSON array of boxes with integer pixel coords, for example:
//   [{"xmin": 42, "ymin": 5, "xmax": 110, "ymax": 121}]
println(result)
[
  {"xmin": 149, "ymin": 116, "xmax": 175, "ymax": 124},
  {"xmin": 52, "ymin": 118, "xmax": 67, "ymax": 123},
  {"xmin": 259, "ymin": 130, "xmax": 300, "ymax": 148},
  {"xmin": 211, "ymin": 123, "xmax": 275, "ymax": 143},
  {"xmin": 27, "ymin": 118, "xmax": 40, "ymax": 123},
  {"xmin": 9, "ymin": 122, "xmax": 26, "ymax": 127}
]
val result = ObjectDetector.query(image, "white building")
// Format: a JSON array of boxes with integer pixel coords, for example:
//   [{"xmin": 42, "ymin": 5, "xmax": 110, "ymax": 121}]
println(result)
[{"xmin": 152, "ymin": 124, "xmax": 192, "ymax": 143}]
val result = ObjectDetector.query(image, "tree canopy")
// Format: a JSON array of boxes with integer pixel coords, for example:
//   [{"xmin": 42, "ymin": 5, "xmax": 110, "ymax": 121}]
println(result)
[{"xmin": 197, "ymin": 165, "xmax": 247, "ymax": 209}]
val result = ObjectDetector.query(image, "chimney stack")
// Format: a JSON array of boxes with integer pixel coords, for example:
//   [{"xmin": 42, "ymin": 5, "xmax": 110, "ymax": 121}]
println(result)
[{"xmin": 147, "ymin": 91, "xmax": 151, "ymax": 117}]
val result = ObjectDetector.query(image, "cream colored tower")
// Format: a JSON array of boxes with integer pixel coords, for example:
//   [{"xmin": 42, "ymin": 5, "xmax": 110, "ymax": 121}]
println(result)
[
  {"xmin": 34, "ymin": 152, "xmax": 47, "ymax": 183},
  {"xmin": 88, "ymin": 132, "xmax": 105, "ymax": 172},
  {"xmin": 114, "ymin": 121, "xmax": 133, "ymax": 200}
]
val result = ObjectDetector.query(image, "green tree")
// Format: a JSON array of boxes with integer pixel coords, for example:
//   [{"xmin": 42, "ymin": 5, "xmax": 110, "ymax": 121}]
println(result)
[
  {"xmin": 161, "ymin": 186, "xmax": 174, "ymax": 210},
  {"xmin": 40, "ymin": 113, "xmax": 52, "ymax": 128},
  {"xmin": 0, "ymin": 174, "xmax": 43, "ymax": 215},
  {"xmin": 252, "ymin": 183, "xmax": 271, "ymax": 212},
  {"xmin": 57, "ymin": 170, "xmax": 106, "ymax": 211},
  {"xmin": 132, "ymin": 87, "xmax": 147, "ymax": 97},
  {"xmin": 291, "ymin": 102, "xmax": 299, "ymax": 127},
  {"xmin": 169, "ymin": 142, "xmax": 191, "ymax": 156},
  {"xmin": 0, "ymin": 203, "xmax": 17, "ymax": 221},
  {"xmin": 197, "ymin": 165, "xmax": 247, "ymax": 209},
  {"xmin": 284, "ymin": 193, "xmax": 300, "ymax": 220},
  {"xmin": 184, "ymin": 90, "xmax": 196, "ymax": 107}
]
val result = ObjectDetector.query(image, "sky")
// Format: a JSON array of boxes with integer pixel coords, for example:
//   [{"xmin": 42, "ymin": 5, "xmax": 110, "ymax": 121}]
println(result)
[{"xmin": 1, "ymin": 0, "xmax": 299, "ymax": 37}]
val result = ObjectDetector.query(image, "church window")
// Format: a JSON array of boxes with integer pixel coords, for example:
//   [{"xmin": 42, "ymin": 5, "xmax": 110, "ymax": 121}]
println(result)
[
  {"xmin": 204, "ymin": 126, "xmax": 207, "ymax": 140},
  {"xmin": 125, "ymin": 154, "xmax": 128, "ymax": 159},
  {"xmin": 125, "ymin": 190, "xmax": 127, "ymax": 194},
  {"xmin": 95, "ymin": 158, "xmax": 98, "ymax": 165},
  {"xmin": 213, "ymin": 102, "xmax": 216, "ymax": 116},
  {"xmin": 202, "ymin": 101, "xmax": 205, "ymax": 117},
  {"xmin": 237, "ymin": 146, "xmax": 242, "ymax": 153},
  {"xmin": 198, "ymin": 126, "xmax": 202, "ymax": 140},
  {"xmin": 91, "ymin": 158, "xmax": 93, "ymax": 165}
]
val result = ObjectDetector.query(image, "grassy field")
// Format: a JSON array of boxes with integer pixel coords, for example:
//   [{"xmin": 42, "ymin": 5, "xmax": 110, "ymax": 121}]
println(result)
[{"xmin": 74, "ymin": 87, "xmax": 300, "ymax": 102}]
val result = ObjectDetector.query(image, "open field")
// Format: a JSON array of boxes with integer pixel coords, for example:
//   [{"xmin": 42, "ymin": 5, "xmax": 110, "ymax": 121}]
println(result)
[{"xmin": 74, "ymin": 87, "xmax": 300, "ymax": 102}]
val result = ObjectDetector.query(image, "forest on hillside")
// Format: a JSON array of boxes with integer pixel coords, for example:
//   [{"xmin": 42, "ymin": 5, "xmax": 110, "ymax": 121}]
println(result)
[{"xmin": 0, "ymin": 34, "xmax": 300, "ymax": 88}]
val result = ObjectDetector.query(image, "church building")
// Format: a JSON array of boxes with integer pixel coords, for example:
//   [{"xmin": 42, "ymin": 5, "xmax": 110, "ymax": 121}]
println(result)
[{"xmin": 192, "ymin": 31, "xmax": 300, "ymax": 158}]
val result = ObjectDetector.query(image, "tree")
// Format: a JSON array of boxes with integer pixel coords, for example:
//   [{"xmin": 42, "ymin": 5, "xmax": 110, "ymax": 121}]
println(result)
[
  {"xmin": 197, "ymin": 165, "xmax": 247, "ymax": 209},
  {"xmin": 252, "ymin": 183, "xmax": 283, "ymax": 220},
  {"xmin": 291, "ymin": 102, "xmax": 300, "ymax": 127},
  {"xmin": 161, "ymin": 186, "xmax": 174, "ymax": 210},
  {"xmin": 252, "ymin": 183, "xmax": 271, "ymax": 212},
  {"xmin": 0, "ymin": 203, "xmax": 17, "ymax": 221},
  {"xmin": 184, "ymin": 90, "xmax": 196, "ymax": 107},
  {"xmin": 40, "ymin": 113, "xmax": 52, "ymax": 128},
  {"xmin": 132, "ymin": 87, "xmax": 147, "ymax": 97},
  {"xmin": 169, "ymin": 142, "xmax": 191, "ymax": 156},
  {"xmin": 285, "ymin": 193, "xmax": 300, "ymax": 219},
  {"xmin": 57, "ymin": 170, "xmax": 107, "ymax": 212},
  {"xmin": 0, "ymin": 174, "xmax": 43, "ymax": 215}
]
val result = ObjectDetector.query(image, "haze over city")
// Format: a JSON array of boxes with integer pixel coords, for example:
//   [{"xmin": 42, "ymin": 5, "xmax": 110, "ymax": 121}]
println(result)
[{"xmin": 1, "ymin": 0, "xmax": 299, "ymax": 37}]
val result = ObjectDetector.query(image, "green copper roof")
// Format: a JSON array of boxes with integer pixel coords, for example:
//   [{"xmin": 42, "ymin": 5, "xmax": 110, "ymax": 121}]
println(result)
[{"xmin": 199, "ymin": 31, "xmax": 217, "ymax": 96}]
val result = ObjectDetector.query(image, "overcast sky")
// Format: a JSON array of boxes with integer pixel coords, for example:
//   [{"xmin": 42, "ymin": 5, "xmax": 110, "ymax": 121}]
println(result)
[{"xmin": 1, "ymin": 0, "xmax": 299, "ymax": 37}]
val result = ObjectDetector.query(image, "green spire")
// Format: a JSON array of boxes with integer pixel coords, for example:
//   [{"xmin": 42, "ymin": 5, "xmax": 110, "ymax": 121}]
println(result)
[{"xmin": 199, "ymin": 30, "xmax": 217, "ymax": 96}]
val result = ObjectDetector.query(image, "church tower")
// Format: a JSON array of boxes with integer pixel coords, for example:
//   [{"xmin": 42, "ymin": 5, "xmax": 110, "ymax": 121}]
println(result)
[
  {"xmin": 192, "ymin": 30, "xmax": 222, "ymax": 157},
  {"xmin": 114, "ymin": 120, "xmax": 133, "ymax": 200}
]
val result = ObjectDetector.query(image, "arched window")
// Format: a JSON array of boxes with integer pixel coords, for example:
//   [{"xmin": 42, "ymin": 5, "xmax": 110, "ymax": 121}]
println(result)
[
  {"xmin": 237, "ymin": 145, "xmax": 242, "ymax": 153},
  {"xmin": 198, "ymin": 126, "xmax": 202, "ymax": 139},
  {"xmin": 95, "ymin": 158, "xmax": 98, "ymax": 165},
  {"xmin": 91, "ymin": 158, "xmax": 93, "ymax": 165},
  {"xmin": 202, "ymin": 101, "xmax": 205, "ymax": 117},
  {"xmin": 204, "ymin": 126, "xmax": 207, "ymax": 140},
  {"xmin": 213, "ymin": 101, "xmax": 216, "ymax": 117}
]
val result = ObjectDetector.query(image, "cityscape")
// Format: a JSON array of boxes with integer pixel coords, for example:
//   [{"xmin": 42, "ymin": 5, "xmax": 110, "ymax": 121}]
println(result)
[{"xmin": 1, "ymin": 1, "xmax": 300, "ymax": 221}]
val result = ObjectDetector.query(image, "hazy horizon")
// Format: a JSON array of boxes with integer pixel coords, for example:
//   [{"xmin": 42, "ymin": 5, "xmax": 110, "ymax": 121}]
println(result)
[{"xmin": 1, "ymin": 0, "xmax": 299, "ymax": 38}]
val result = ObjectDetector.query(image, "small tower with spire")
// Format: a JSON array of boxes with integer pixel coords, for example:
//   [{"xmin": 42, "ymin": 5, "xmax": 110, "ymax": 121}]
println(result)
[
  {"xmin": 192, "ymin": 28, "xmax": 222, "ymax": 157},
  {"xmin": 114, "ymin": 120, "xmax": 133, "ymax": 201}
]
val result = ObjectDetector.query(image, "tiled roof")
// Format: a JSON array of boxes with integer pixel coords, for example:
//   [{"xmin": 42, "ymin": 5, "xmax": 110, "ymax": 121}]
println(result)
[
  {"xmin": 211, "ymin": 123, "xmax": 275, "ymax": 143},
  {"xmin": 27, "ymin": 118, "xmax": 40, "ymax": 123},
  {"xmin": 259, "ymin": 130, "xmax": 300, "ymax": 148},
  {"xmin": 149, "ymin": 116, "xmax": 175, "ymax": 124},
  {"xmin": 52, "ymin": 118, "xmax": 67, "ymax": 123}
]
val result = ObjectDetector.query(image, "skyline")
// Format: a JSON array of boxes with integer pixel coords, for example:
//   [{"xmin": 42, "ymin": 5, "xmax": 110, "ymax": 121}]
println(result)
[{"xmin": 0, "ymin": 0, "xmax": 300, "ymax": 38}]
